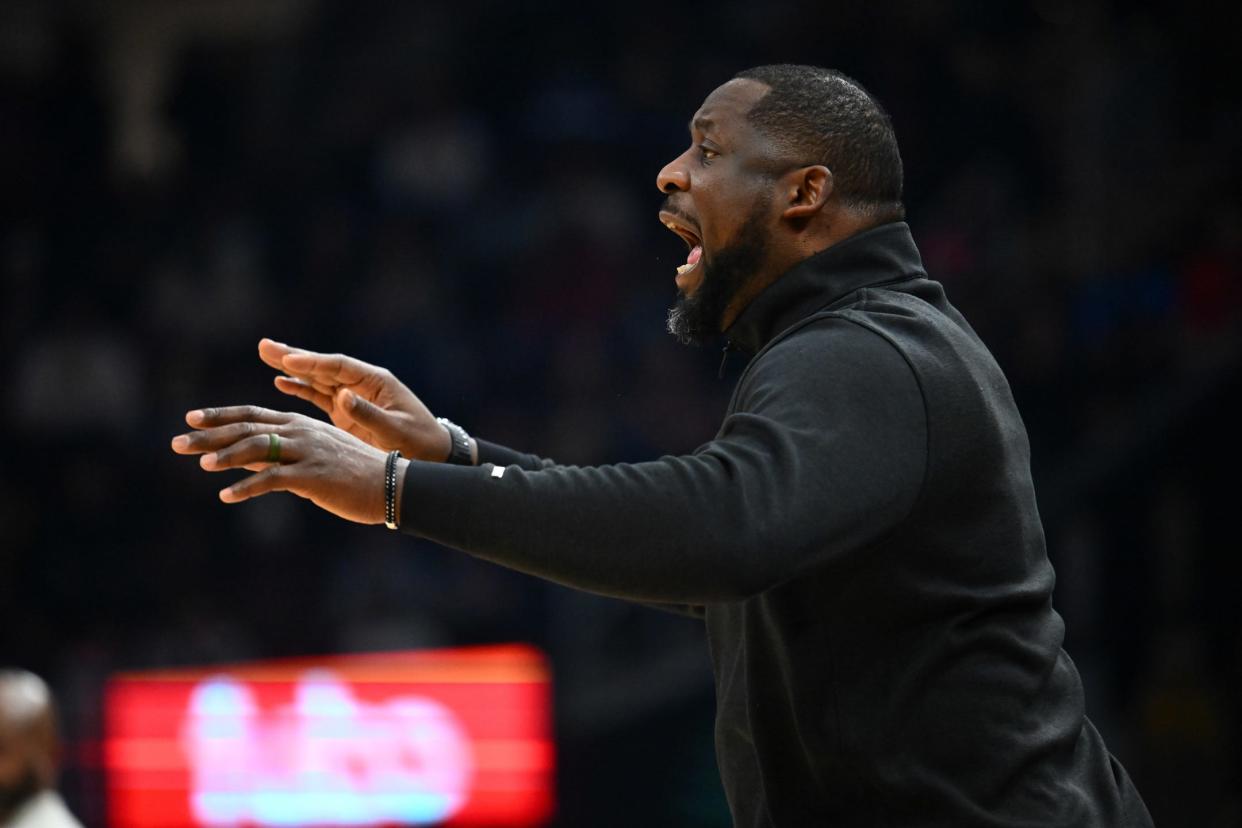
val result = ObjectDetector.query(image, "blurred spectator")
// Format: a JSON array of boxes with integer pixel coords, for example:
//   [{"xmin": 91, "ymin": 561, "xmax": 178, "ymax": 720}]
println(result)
[{"xmin": 0, "ymin": 670, "xmax": 82, "ymax": 828}]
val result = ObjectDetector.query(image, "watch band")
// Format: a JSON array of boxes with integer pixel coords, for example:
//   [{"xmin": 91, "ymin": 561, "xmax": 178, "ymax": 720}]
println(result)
[{"xmin": 436, "ymin": 417, "xmax": 473, "ymax": 465}]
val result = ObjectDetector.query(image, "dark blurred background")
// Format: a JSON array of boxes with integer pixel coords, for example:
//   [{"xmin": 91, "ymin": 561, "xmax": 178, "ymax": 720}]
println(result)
[{"xmin": 1, "ymin": 0, "xmax": 1240, "ymax": 825}]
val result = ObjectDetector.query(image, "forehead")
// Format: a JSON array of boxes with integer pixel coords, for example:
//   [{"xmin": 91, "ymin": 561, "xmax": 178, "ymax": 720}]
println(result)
[{"xmin": 692, "ymin": 78, "xmax": 770, "ymax": 135}]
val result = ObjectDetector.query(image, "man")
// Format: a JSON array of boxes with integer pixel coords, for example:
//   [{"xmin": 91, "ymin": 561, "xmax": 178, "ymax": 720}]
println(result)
[
  {"xmin": 172, "ymin": 65, "xmax": 1153, "ymax": 826},
  {"xmin": 0, "ymin": 671, "xmax": 83, "ymax": 828}
]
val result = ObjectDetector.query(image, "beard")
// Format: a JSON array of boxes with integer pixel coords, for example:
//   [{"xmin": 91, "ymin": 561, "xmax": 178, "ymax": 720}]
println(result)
[{"xmin": 666, "ymin": 197, "xmax": 771, "ymax": 346}]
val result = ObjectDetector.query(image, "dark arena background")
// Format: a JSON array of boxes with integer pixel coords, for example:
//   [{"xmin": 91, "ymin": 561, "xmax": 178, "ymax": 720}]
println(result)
[{"xmin": 1, "ymin": 1, "xmax": 1240, "ymax": 825}]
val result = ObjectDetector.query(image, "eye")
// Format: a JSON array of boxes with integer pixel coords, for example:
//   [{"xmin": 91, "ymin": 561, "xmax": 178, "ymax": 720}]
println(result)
[{"xmin": 698, "ymin": 145, "xmax": 719, "ymax": 164}]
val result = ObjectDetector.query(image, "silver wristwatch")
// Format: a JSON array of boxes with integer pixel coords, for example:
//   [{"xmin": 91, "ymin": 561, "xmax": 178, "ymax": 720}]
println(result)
[{"xmin": 436, "ymin": 417, "xmax": 473, "ymax": 465}]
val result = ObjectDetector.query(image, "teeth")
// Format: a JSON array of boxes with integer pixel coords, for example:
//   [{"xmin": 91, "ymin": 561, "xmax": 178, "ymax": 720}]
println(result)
[{"xmin": 676, "ymin": 263, "xmax": 693, "ymax": 275}]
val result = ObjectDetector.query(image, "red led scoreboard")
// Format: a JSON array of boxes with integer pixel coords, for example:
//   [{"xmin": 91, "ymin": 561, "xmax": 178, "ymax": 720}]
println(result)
[{"xmin": 104, "ymin": 645, "xmax": 554, "ymax": 827}]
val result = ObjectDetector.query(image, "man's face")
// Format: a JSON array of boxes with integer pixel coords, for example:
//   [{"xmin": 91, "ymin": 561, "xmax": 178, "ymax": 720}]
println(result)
[{"xmin": 657, "ymin": 78, "xmax": 783, "ymax": 340}]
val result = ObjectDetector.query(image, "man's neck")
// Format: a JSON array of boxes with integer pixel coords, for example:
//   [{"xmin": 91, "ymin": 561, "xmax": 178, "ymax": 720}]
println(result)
[{"xmin": 721, "ymin": 211, "xmax": 879, "ymax": 331}]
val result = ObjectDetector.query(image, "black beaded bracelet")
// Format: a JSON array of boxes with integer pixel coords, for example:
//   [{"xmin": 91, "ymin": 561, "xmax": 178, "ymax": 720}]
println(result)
[{"xmin": 384, "ymin": 449, "xmax": 401, "ymax": 530}]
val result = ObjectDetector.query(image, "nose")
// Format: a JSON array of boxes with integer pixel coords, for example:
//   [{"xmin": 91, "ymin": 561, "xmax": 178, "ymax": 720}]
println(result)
[{"xmin": 656, "ymin": 153, "xmax": 690, "ymax": 194}]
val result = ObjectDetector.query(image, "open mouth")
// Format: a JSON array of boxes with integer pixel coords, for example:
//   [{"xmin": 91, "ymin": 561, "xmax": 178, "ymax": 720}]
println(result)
[{"xmin": 659, "ymin": 210, "xmax": 704, "ymax": 281}]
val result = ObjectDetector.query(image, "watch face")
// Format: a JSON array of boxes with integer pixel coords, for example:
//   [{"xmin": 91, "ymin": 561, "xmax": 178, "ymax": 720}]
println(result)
[{"xmin": 439, "ymin": 419, "xmax": 470, "ymax": 464}]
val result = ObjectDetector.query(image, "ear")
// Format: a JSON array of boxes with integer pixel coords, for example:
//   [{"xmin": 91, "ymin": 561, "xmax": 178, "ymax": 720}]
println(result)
[{"xmin": 780, "ymin": 165, "xmax": 833, "ymax": 221}]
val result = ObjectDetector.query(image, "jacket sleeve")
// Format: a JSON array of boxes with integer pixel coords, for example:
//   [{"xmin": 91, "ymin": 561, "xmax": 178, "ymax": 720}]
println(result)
[
  {"xmin": 400, "ymin": 319, "xmax": 927, "ymax": 605},
  {"xmin": 475, "ymin": 439, "xmax": 705, "ymax": 618},
  {"xmin": 476, "ymin": 439, "xmax": 553, "ymax": 471}
]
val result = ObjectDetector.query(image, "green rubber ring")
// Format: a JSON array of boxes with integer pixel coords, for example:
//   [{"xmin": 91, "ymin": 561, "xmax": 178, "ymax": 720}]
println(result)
[{"xmin": 266, "ymin": 433, "xmax": 281, "ymax": 463}]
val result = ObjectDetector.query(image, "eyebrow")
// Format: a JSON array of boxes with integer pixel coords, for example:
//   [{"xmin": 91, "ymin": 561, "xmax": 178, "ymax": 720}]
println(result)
[{"xmin": 689, "ymin": 115, "xmax": 716, "ymax": 134}]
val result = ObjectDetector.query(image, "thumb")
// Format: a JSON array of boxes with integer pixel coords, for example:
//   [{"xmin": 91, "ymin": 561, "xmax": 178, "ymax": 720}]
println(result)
[{"xmin": 338, "ymin": 388, "xmax": 405, "ymax": 441}]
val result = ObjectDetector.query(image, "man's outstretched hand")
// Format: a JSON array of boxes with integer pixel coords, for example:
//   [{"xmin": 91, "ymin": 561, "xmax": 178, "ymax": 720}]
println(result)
[
  {"xmin": 257, "ymin": 338, "xmax": 454, "ymax": 462},
  {"xmin": 170, "ymin": 405, "xmax": 407, "ymax": 524}
]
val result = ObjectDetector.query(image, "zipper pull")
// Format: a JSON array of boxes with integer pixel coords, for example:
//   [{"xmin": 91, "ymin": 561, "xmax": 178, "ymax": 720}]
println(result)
[{"xmin": 718, "ymin": 341, "xmax": 733, "ymax": 379}]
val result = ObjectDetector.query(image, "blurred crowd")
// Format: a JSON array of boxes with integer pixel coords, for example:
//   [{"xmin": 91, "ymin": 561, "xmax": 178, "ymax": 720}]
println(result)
[{"xmin": 1, "ymin": 1, "xmax": 1239, "ymax": 825}]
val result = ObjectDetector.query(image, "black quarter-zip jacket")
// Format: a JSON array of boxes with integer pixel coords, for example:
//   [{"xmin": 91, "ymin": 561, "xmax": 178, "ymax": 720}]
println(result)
[{"xmin": 400, "ymin": 222, "xmax": 1152, "ymax": 826}]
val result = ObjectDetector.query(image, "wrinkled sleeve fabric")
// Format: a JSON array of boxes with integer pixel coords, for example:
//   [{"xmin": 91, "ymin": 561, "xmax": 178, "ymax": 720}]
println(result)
[
  {"xmin": 476, "ymin": 439, "xmax": 552, "ymax": 471},
  {"xmin": 400, "ymin": 319, "xmax": 927, "ymax": 605}
]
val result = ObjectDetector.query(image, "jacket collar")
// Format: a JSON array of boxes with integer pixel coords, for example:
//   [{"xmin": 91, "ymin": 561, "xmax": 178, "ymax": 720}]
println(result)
[{"xmin": 724, "ymin": 221, "xmax": 926, "ymax": 354}]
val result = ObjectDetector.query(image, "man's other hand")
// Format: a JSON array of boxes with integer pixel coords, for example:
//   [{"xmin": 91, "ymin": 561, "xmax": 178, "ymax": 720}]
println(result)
[
  {"xmin": 170, "ymin": 405, "xmax": 407, "ymax": 524},
  {"xmin": 257, "ymin": 339, "xmax": 453, "ymax": 462}
]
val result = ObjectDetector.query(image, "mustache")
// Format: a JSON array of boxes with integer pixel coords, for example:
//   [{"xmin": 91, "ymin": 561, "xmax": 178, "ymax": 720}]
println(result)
[{"xmin": 658, "ymin": 197, "xmax": 699, "ymax": 230}]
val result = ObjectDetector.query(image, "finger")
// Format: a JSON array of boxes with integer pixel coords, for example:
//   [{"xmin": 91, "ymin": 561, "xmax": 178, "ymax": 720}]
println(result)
[
  {"xmin": 277, "ymin": 376, "xmax": 364, "ymax": 435},
  {"xmin": 258, "ymin": 338, "xmax": 299, "ymax": 372},
  {"xmin": 280, "ymin": 351, "xmax": 383, "ymax": 386},
  {"xmin": 220, "ymin": 464, "xmax": 290, "ymax": 503},
  {"xmin": 274, "ymin": 375, "xmax": 335, "ymax": 414},
  {"xmin": 172, "ymin": 421, "xmax": 277, "ymax": 454},
  {"xmin": 186, "ymin": 405, "xmax": 293, "ymax": 429},
  {"xmin": 284, "ymin": 374, "xmax": 342, "ymax": 399},
  {"xmin": 200, "ymin": 433, "xmax": 295, "ymax": 471},
  {"xmin": 305, "ymin": 377, "xmax": 342, "ymax": 397},
  {"xmin": 264, "ymin": 342, "xmax": 348, "ymax": 395}
]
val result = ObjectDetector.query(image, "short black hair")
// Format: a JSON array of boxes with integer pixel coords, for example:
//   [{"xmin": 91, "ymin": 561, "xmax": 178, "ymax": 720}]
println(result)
[{"xmin": 734, "ymin": 64, "xmax": 905, "ymax": 222}]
